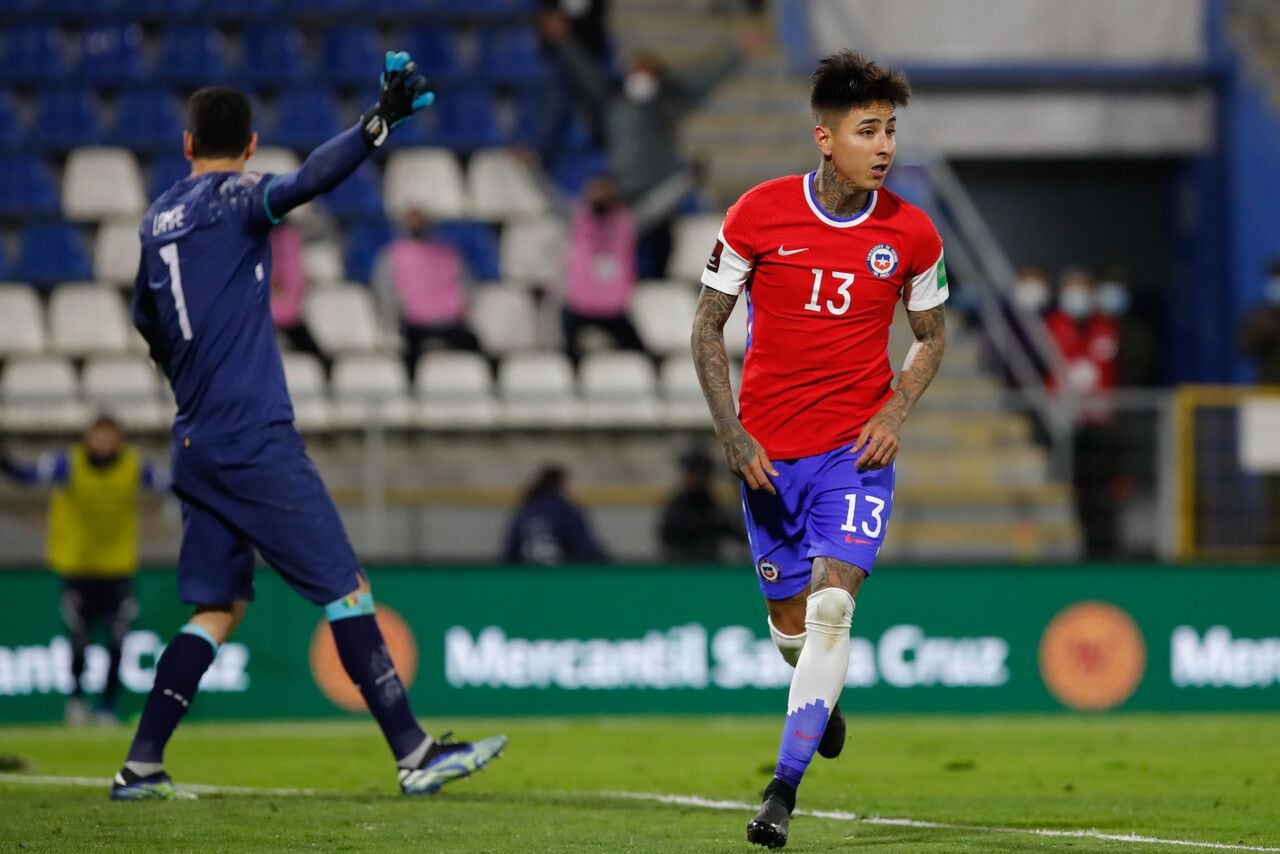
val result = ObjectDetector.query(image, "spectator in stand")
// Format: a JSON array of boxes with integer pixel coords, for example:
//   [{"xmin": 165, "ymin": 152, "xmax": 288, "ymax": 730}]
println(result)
[
  {"xmin": 0, "ymin": 416, "xmax": 169, "ymax": 726},
  {"xmin": 268, "ymin": 223, "xmax": 323, "ymax": 359},
  {"xmin": 539, "ymin": 9, "xmax": 765, "ymax": 277},
  {"xmin": 561, "ymin": 175, "xmax": 649, "ymax": 364},
  {"xmin": 1045, "ymin": 269, "xmax": 1123, "ymax": 559},
  {"xmin": 1239, "ymin": 259, "xmax": 1280, "ymax": 548},
  {"xmin": 501, "ymin": 466, "xmax": 608, "ymax": 565},
  {"xmin": 658, "ymin": 448, "xmax": 741, "ymax": 562},
  {"xmin": 372, "ymin": 207, "xmax": 482, "ymax": 378},
  {"xmin": 1095, "ymin": 265, "xmax": 1157, "ymax": 387}
]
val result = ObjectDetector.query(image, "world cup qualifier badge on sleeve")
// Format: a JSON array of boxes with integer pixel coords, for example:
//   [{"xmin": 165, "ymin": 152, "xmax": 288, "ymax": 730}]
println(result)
[{"xmin": 866, "ymin": 244, "xmax": 899, "ymax": 278}]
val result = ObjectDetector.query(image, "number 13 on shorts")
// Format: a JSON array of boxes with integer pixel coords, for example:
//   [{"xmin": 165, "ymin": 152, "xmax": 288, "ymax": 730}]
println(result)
[{"xmin": 841, "ymin": 493, "xmax": 885, "ymax": 539}]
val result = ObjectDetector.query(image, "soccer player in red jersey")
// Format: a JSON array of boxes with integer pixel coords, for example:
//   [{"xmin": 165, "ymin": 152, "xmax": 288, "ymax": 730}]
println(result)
[{"xmin": 692, "ymin": 51, "xmax": 949, "ymax": 848}]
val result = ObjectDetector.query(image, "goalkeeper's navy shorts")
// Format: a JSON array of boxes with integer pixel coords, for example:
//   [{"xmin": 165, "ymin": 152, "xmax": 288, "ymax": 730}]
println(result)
[
  {"xmin": 170, "ymin": 422, "xmax": 362, "ymax": 606},
  {"xmin": 740, "ymin": 441, "xmax": 896, "ymax": 601}
]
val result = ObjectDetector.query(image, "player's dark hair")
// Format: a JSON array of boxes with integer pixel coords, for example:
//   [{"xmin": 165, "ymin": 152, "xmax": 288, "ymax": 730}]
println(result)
[
  {"xmin": 187, "ymin": 86, "xmax": 253, "ymax": 159},
  {"xmin": 809, "ymin": 51, "xmax": 911, "ymax": 124}
]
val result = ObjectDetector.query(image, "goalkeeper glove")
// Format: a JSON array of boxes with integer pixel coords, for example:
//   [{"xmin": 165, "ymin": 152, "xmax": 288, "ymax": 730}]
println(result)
[{"xmin": 359, "ymin": 50, "xmax": 435, "ymax": 148}]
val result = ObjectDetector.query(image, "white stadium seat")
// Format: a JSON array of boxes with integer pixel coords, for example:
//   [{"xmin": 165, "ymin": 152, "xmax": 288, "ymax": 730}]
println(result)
[
  {"xmin": 92, "ymin": 220, "xmax": 142, "ymax": 287},
  {"xmin": 468, "ymin": 286, "xmax": 541, "ymax": 355},
  {"xmin": 303, "ymin": 285, "xmax": 388, "ymax": 355},
  {"xmin": 0, "ymin": 285, "xmax": 47, "ymax": 356},
  {"xmin": 383, "ymin": 148, "xmax": 467, "ymax": 220},
  {"xmin": 630, "ymin": 281, "xmax": 699, "ymax": 356},
  {"xmin": 499, "ymin": 215, "xmax": 566, "ymax": 288},
  {"xmin": 579, "ymin": 350, "xmax": 659, "ymax": 426},
  {"xmin": 658, "ymin": 354, "xmax": 742, "ymax": 427},
  {"xmin": 0, "ymin": 356, "xmax": 87, "ymax": 432},
  {"xmin": 301, "ymin": 242, "xmax": 345, "ymax": 289},
  {"xmin": 415, "ymin": 351, "xmax": 497, "ymax": 428},
  {"xmin": 247, "ymin": 146, "xmax": 300, "ymax": 176},
  {"xmin": 497, "ymin": 351, "xmax": 578, "ymax": 426},
  {"xmin": 48, "ymin": 284, "xmax": 132, "ymax": 356},
  {"xmin": 331, "ymin": 353, "xmax": 413, "ymax": 428},
  {"xmin": 81, "ymin": 355, "xmax": 167, "ymax": 430},
  {"xmin": 281, "ymin": 351, "xmax": 331, "ymax": 432},
  {"xmin": 467, "ymin": 149, "xmax": 550, "ymax": 221},
  {"xmin": 666, "ymin": 212, "xmax": 724, "ymax": 281},
  {"xmin": 62, "ymin": 148, "xmax": 147, "ymax": 221}
]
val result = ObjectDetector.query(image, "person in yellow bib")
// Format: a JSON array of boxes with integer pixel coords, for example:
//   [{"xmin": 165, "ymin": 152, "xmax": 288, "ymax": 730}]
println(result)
[{"xmin": 1, "ymin": 415, "xmax": 169, "ymax": 726}]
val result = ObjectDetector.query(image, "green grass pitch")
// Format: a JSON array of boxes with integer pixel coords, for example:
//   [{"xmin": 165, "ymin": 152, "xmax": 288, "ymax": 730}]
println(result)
[{"xmin": 1, "ymin": 714, "xmax": 1278, "ymax": 852}]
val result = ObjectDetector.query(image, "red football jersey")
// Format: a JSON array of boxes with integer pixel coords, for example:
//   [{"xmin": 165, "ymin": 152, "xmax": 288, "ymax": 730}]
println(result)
[{"xmin": 701, "ymin": 172, "xmax": 948, "ymax": 459}]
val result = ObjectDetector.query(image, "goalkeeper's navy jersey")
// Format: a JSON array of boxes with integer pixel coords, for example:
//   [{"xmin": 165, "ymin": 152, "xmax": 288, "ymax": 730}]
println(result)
[{"xmin": 134, "ymin": 169, "xmax": 292, "ymax": 442}]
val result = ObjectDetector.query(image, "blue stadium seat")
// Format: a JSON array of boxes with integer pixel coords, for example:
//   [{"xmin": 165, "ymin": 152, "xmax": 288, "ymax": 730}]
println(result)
[
  {"xmin": 240, "ymin": 26, "xmax": 309, "ymax": 87},
  {"xmin": 156, "ymin": 26, "xmax": 229, "ymax": 86},
  {"xmin": 271, "ymin": 92, "xmax": 345, "ymax": 150},
  {"xmin": 404, "ymin": 29, "xmax": 463, "ymax": 82},
  {"xmin": 13, "ymin": 223, "xmax": 94, "ymax": 287},
  {"xmin": 435, "ymin": 0, "xmax": 517, "ymax": 15},
  {"xmin": 432, "ymin": 221, "xmax": 500, "ymax": 280},
  {"xmin": 318, "ymin": 163, "xmax": 384, "ymax": 222},
  {"xmin": 51, "ymin": 0, "xmax": 119, "ymax": 18},
  {"xmin": 0, "ymin": 0, "xmax": 39, "ymax": 14},
  {"xmin": 277, "ymin": 0, "xmax": 351, "ymax": 10},
  {"xmin": 76, "ymin": 24, "xmax": 148, "ymax": 83},
  {"xmin": 317, "ymin": 26, "xmax": 382, "ymax": 86},
  {"xmin": 110, "ymin": 90, "xmax": 183, "ymax": 153},
  {"xmin": 0, "ymin": 25, "xmax": 68, "ymax": 85},
  {"xmin": 549, "ymin": 150, "xmax": 609, "ymax": 197},
  {"xmin": 0, "ymin": 92, "xmax": 21, "ymax": 150},
  {"xmin": 433, "ymin": 90, "xmax": 503, "ymax": 150},
  {"xmin": 28, "ymin": 90, "xmax": 102, "ymax": 151},
  {"xmin": 0, "ymin": 154, "xmax": 59, "ymax": 218},
  {"xmin": 344, "ymin": 220, "xmax": 394, "ymax": 283},
  {"xmin": 477, "ymin": 28, "xmax": 547, "ymax": 86},
  {"xmin": 148, "ymin": 155, "xmax": 191, "ymax": 200}
]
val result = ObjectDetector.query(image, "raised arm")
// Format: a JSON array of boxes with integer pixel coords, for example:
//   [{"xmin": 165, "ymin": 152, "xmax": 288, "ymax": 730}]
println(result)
[
  {"xmin": 258, "ymin": 51, "xmax": 433, "ymax": 225},
  {"xmin": 692, "ymin": 286, "xmax": 777, "ymax": 494},
  {"xmin": 851, "ymin": 303, "xmax": 947, "ymax": 470}
]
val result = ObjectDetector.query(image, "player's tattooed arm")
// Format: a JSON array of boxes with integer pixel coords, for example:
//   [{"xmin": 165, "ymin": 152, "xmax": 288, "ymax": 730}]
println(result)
[
  {"xmin": 852, "ymin": 303, "xmax": 947, "ymax": 470},
  {"xmin": 691, "ymin": 287, "xmax": 778, "ymax": 494}
]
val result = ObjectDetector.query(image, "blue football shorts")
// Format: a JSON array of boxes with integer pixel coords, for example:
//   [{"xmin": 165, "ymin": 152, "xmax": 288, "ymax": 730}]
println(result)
[
  {"xmin": 741, "ymin": 440, "xmax": 896, "ymax": 600},
  {"xmin": 170, "ymin": 422, "xmax": 362, "ymax": 606}
]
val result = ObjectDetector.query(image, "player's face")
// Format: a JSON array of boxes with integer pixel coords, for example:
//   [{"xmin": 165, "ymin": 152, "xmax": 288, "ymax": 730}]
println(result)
[{"xmin": 815, "ymin": 102, "xmax": 897, "ymax": 191}]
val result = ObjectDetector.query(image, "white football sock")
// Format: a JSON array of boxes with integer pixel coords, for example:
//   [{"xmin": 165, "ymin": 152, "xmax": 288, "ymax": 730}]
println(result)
[{"xmin": 768, "ymin": 617, "xmax": 806, "ymax": 668}]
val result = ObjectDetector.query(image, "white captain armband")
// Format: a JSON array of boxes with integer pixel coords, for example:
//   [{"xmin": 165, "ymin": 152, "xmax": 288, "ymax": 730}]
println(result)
[
  {"xmin": 700, "ymin": 228, "xmax": 753, "ymax": 296},
  {"xmin": 905, "ymin": 249, "xmax": 949, "ymax": 311}
]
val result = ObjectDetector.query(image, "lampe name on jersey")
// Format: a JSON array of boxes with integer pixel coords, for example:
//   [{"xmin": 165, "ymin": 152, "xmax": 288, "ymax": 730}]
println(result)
[{"xmin": 701, "ymin": 172, "xmax": 948, "ymax": 460}]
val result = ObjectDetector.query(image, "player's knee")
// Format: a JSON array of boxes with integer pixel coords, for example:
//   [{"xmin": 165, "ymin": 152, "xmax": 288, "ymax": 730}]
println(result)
[{"xmin": 805, "ymin": 587, "xmax": 855, "ymax": 633}]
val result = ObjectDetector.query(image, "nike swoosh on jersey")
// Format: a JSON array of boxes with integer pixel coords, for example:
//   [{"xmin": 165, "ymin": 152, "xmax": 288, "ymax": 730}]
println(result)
[
  {"xmin": 777, "ymin": 246, "xmax": 809, "ymax": 256},
  {"xmin": 794, "ymin": 731, "xmax": 820, "ymax": 739}
]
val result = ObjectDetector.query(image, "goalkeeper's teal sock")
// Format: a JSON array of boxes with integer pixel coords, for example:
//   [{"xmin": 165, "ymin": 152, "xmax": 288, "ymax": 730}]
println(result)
[{"xmin": 326, "ymin": 594, "xmax": 427, "ymax": 766}]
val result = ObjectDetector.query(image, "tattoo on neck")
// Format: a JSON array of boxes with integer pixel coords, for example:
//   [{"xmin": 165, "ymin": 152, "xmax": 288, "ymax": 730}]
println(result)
[{"xmin": 817, "ymin": 161, "xmax": 869, "ymax": 217}]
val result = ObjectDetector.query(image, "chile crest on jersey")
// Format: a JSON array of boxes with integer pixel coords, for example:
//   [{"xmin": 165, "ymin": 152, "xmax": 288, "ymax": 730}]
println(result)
[{"xmin": 866, "ymin": 243, "xmax": 899, "ymax": 278}]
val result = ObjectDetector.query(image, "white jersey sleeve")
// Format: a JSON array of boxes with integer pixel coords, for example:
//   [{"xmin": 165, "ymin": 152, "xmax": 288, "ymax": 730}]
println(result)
[{"xmin": 905, "ymin": 247, "xmax": 949, "ymax": 311}]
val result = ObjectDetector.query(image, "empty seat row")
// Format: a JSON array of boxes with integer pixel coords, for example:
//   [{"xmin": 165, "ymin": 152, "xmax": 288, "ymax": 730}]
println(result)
[
  {"xmin": 0, "ymin": 350, "xmax": 732, "ymax": 433},
  {"xmin": 0, "ymin": 283, "xmax": 143, "ymax": 357},
  {"xmin": 1, "ymin": 146, "xmax": 551, "ymax": 226},
  {"xmin": 0, "ymin": 23, "xmax": 545, "ymax": 88},
  {"xmin": 283, "ymin": 350, "xmax": 735, "ymax": 431},
  {"xmin": 0, "ymin": 353, "xmax": 171, "ymax": 431}
]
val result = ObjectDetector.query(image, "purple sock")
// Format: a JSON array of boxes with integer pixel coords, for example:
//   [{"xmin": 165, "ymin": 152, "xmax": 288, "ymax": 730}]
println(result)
[
  {"xmin": 773, "ymin": 698, "xmax": 832, "ymax": 789},
  {"xmin": 125, "ymin": 628, "xmax": 217, "ymax": 764},
  {"xmin": 328, "ymin": 609, "xmax": 426, "ymax": 762}
]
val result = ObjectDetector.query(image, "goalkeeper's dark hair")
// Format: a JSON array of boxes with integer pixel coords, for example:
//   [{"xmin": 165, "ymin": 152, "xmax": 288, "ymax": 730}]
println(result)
[
  {"xmin": 187, "ymin": 87, "xmax": 253, "ymax": 159},
  {"xmin": 809, "ymin": 51, "xmax": 911, "ymax": 124}
]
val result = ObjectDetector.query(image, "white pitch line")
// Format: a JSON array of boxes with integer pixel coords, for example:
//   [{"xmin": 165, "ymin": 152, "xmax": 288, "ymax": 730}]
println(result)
[
  {"xmin": 2, "ymin": 774, "xmax": 1277, "ymax": 852},
  {"xmin": 600, "ymin": 791, "xmax": 1280, "ymax": 853}
]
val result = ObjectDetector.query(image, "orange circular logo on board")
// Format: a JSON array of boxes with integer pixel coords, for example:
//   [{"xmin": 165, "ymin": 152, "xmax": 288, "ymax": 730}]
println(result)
[
  {"xmin": 1039, "ymin": 601, "xmax": 1145, "ymax": 711},
  {"xmin": 309, "ymin": 605, "xmax": 419, "ymax": 712}
]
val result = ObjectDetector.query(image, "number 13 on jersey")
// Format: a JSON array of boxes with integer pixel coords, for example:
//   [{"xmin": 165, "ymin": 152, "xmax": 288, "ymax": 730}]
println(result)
[{"xmin": 804, "ymin": 268, "xmax": 857, "ymax": 316}]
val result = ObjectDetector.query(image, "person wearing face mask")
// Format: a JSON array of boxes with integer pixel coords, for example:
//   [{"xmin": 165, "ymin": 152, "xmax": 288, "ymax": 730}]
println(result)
[
  {"xmin": 1045, "ymin": 269, "xmax": 1124, "ymax": 559},
  {"xmin": 1095, "ymin": 267, "xmax": 1157, "ymax": 387},
  {"xmin": 561, "ymin": 174, "xmax": 649, "ymax": 364},
  {"xmin": 371, "ymin": 206, "xmax": 483, "ymax": 379},
  {"xmin": 0, "ymin": 416, "xmax": 169, "ymax": 726},
  {"xmin": 539, "ymin": 10, "xmax": 766, "ymax": 277}
]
